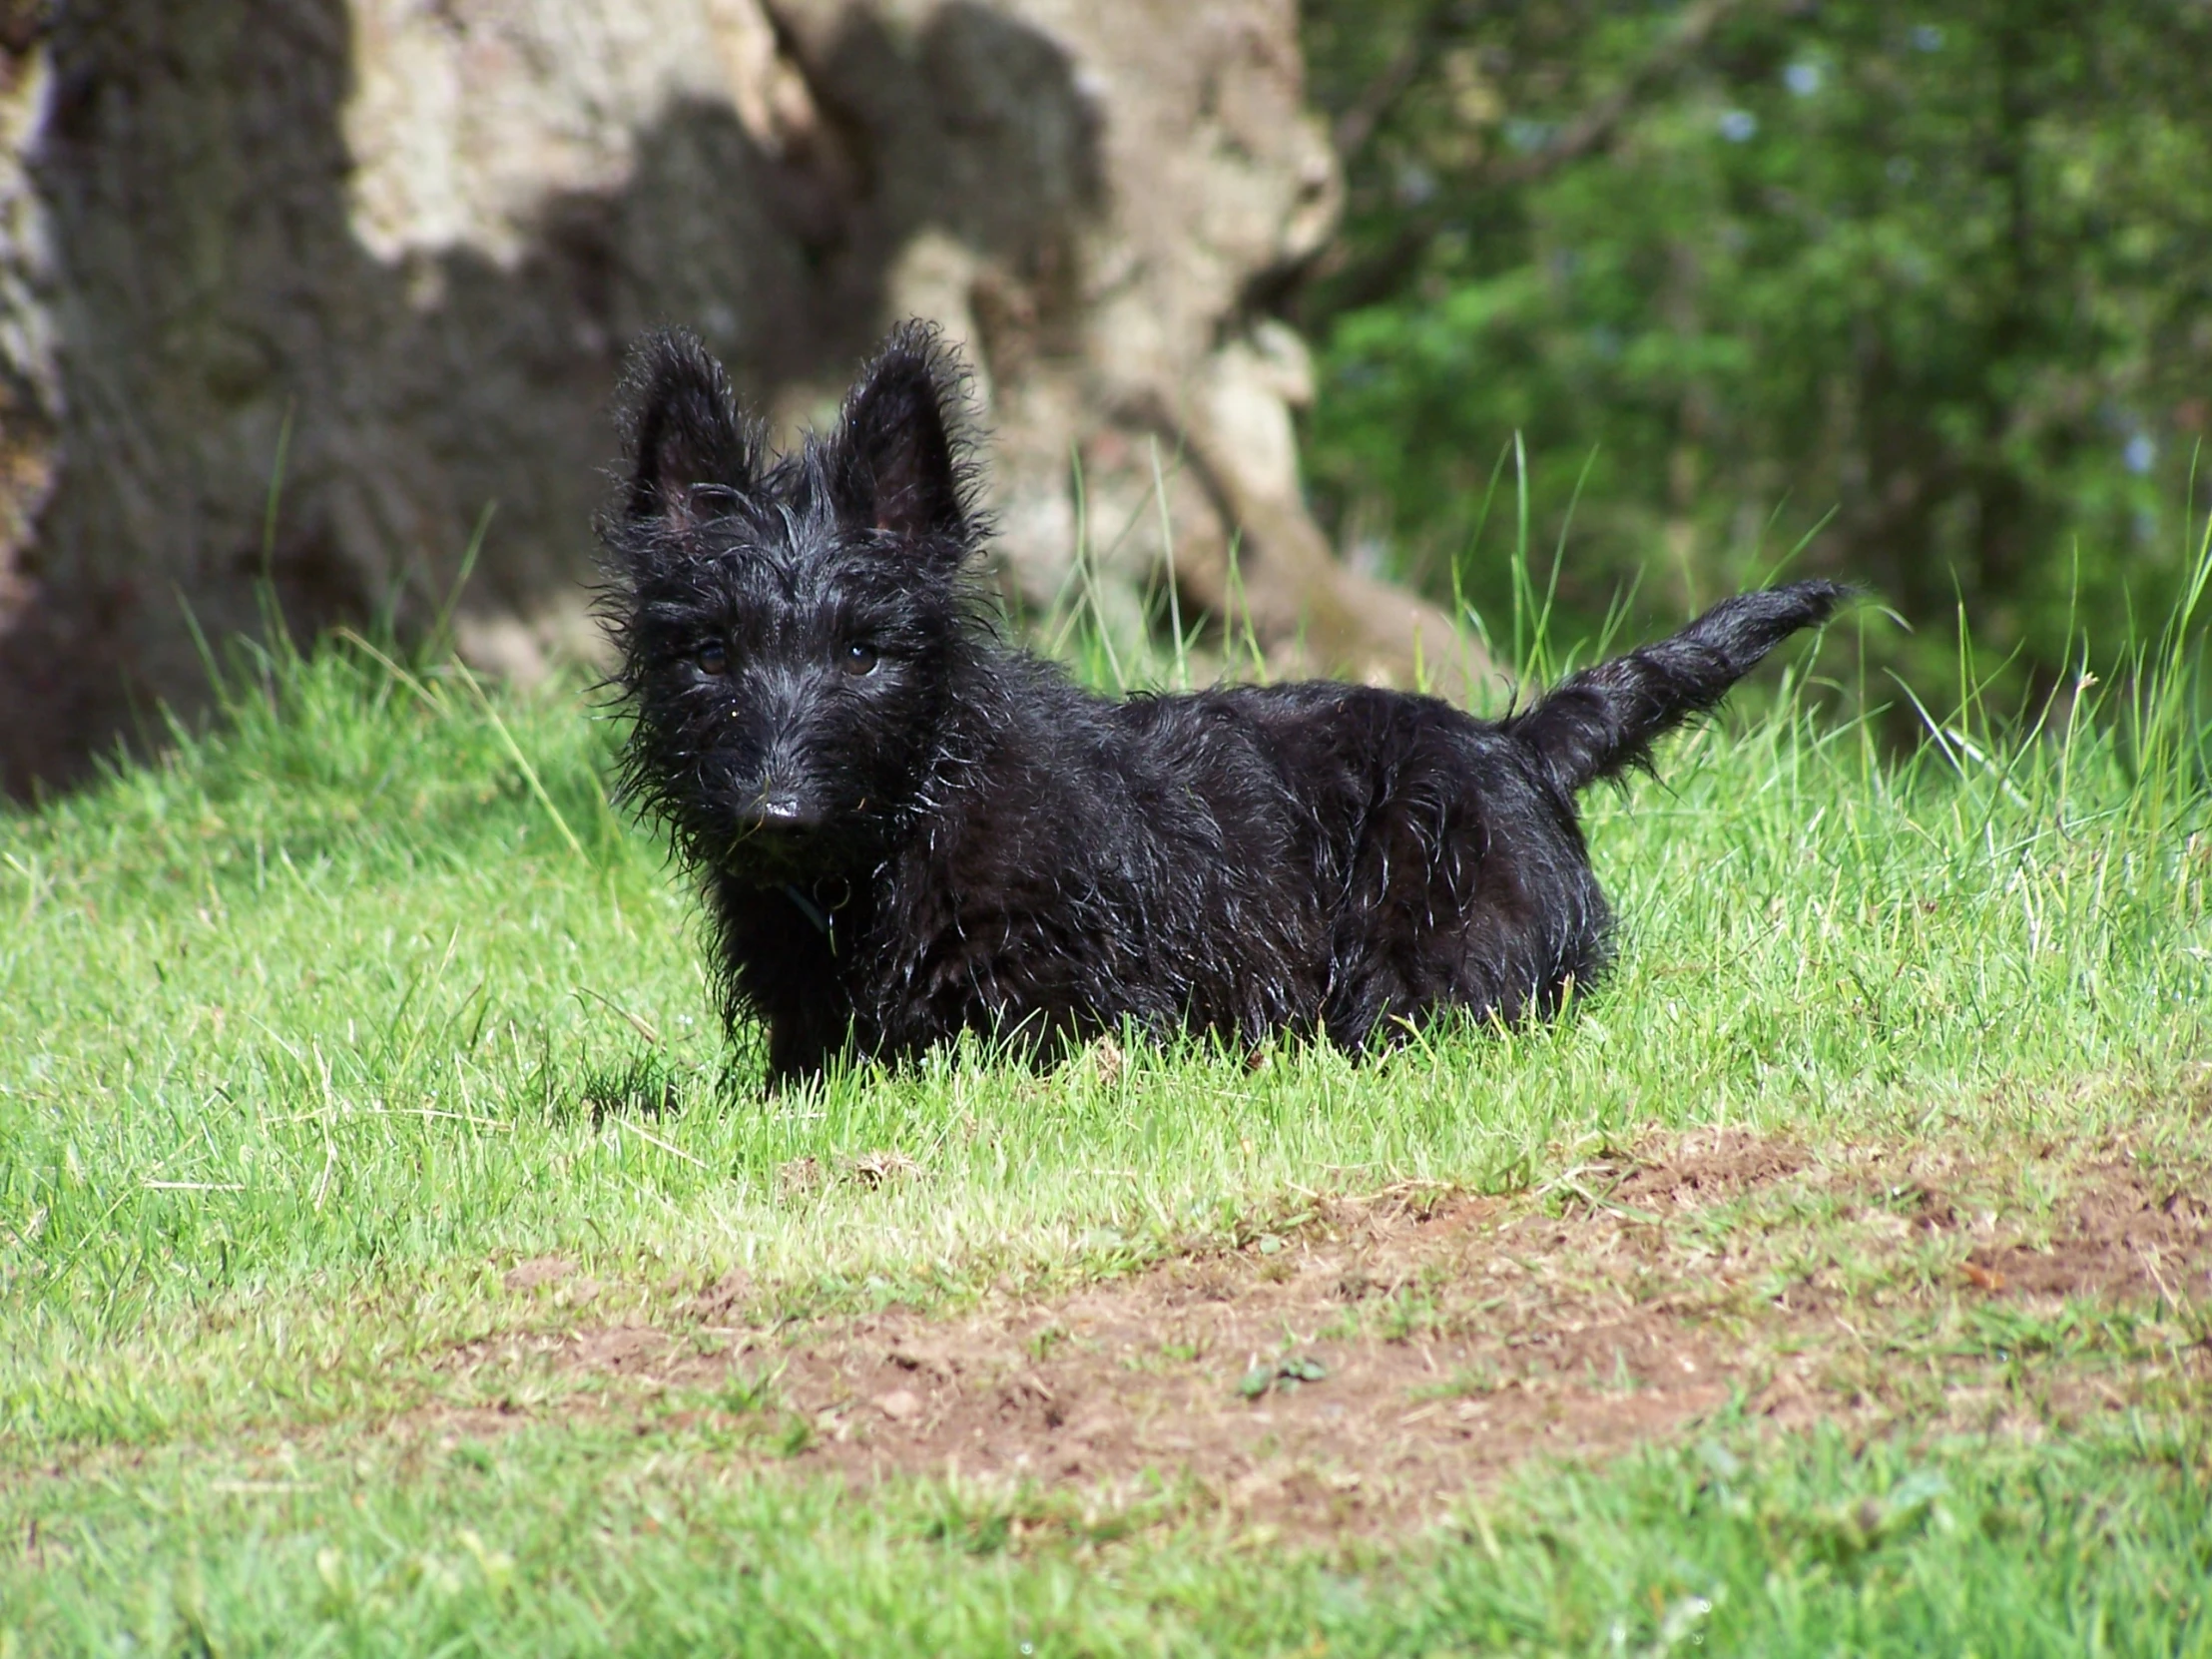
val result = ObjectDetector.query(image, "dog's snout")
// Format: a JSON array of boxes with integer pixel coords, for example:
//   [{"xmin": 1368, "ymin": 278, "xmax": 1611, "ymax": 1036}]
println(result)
[{"xmin": 736, "ymin": 736, "xmax": 828, "ymax": 831}]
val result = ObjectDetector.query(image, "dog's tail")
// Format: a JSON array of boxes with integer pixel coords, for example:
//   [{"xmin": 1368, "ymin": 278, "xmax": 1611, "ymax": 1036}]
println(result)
[{"xmin": 1505, "ymin": 580, "xmax": 1849, "ymax": 796}]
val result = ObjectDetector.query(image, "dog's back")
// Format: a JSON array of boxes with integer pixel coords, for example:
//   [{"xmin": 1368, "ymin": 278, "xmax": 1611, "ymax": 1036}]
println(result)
[{"xmin": 845, "ymin": 583, "xmax": 1843, "ymax": 1066}]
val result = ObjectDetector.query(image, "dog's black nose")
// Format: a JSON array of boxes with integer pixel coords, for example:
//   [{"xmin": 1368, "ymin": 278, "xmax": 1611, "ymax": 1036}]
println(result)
[{"xmin": 741, "ymin": 793, "xmax": 827, "ymax": 833}]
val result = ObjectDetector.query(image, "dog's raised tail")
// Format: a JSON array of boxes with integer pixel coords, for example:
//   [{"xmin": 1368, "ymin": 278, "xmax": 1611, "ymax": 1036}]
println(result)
[{"xmin": 1506, "ymin": 580, "xmax": 1849, "ymax": 795}]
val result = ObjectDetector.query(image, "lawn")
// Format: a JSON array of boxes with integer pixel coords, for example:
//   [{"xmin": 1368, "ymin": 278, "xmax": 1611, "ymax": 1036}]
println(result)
[{"xmin": 2, "ymin": 581, "xmax": 2209, "ymax": 1655}]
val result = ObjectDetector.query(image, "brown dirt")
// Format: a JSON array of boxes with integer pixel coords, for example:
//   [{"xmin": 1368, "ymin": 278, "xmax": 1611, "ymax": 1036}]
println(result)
[
  {"xmin": 449, "ymin": 1133, "xmax": 2212, "ymax": 1536},
  {"xmin": 1611, "ymin": 1129, "xmax": 1810, "ymax": 1208},
  {"xmin": 499, "ymin": 1256, "xmax": 577, "ymax": 1294},
  {"xmin": 1967, "ymin": 1161, "xmax": 2212, "ymax": 1300}
]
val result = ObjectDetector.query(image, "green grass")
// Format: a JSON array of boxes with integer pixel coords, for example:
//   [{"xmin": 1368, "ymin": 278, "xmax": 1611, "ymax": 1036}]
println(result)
[
  {"xmin": 3, "ymin": 568, "xmax": 2210, "ymax": 1651},
  {"xmin": 8, "ymin": 1416, "xmax": 2210, "ymax": 1655}
]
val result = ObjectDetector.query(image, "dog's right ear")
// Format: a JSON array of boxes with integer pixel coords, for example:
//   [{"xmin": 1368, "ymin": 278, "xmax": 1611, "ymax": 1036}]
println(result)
[
  {"xmin": 830, "ymin": 322, "xmax": 975, "ymax": 549},
  {"xmin": 621, "ymin": 330, "xmax": 757, "ymax": 539}
]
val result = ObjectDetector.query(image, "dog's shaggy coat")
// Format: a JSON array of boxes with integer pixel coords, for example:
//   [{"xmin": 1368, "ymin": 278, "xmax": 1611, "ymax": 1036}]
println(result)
[{"xmin": 601, "ymin": 324, "xmax": 1845, "ymax": 1085}]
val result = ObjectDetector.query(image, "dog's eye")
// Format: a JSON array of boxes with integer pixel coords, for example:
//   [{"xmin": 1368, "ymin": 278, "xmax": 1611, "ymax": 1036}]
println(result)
[
  {"xmin": 841, "ymin": 642, "xmax": 879, "ymax": 677},
  {"xmin": 697, "ymin": 642, "xmax": 729, "ymax": 677}
]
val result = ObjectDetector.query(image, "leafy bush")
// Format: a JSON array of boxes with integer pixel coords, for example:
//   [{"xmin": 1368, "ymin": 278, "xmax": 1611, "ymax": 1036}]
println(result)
[{"xmin": 1299, "ymin": 0, "xmax": 2212, "ymax": 703}]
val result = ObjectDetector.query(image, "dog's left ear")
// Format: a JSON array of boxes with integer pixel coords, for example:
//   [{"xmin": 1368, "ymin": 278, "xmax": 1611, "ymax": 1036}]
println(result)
[
  {"xmin": 621, "ymin": 330, "xmax": 758, "ymax": 542},
  {"xmin": 831, "ymin": 323, "xmax": 972, "ymax": 547}
]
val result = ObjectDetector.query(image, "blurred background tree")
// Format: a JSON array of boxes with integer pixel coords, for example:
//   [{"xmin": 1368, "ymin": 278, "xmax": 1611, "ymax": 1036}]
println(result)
[{"xmin": 1294, "ymin": 0, "xmax": 2212, "ymax": 701}]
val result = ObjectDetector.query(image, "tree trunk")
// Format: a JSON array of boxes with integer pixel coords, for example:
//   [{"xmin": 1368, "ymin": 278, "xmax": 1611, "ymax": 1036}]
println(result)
[{"xmin": 0, "ymin": 0, "xmax": 1483, "ymax": 797}]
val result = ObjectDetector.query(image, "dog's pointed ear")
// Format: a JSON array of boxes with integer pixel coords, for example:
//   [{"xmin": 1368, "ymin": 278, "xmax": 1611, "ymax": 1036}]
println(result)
[
  {"xmin": 831, "ymin": 323, "xmax": 974, "ymax": 545},
  {"xmin": 621, "ymin": 330, "xmax": 757, "ymax": 538}
]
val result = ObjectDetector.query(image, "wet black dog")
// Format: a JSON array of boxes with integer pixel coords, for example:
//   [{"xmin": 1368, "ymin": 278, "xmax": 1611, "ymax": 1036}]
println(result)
[{"xmin": 600, "ymin": 324, "xmax": 1845, "ymax": 1086}]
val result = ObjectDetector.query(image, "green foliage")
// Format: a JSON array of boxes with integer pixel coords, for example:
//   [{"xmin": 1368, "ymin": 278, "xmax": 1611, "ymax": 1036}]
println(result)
[{"xmin": 1300, "ymin": 0, "xmax": 2212, "ymax": 698}]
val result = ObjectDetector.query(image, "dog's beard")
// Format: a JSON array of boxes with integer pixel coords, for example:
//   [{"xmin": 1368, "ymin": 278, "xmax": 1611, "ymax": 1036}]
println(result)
[
  {"xmin": 651, "ymin": 745, "xmax": 878, "ymax": 883},
  {"xmin": 700, "ymin": 808, "xmax": 839, "ymax": 880}
]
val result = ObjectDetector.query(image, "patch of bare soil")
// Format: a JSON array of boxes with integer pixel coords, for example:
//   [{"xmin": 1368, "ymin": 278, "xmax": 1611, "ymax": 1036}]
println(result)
[
  {"xmin": 1968, "ymin": 1162, "xmax": 2212, "ymax": 1300},
  {"xmin": 499, "ymin": 1255, "xmax": 577, "ymax": 1294},
  {"xmin": 450, "ymin": 1135, "xmax": 2212, "ymax": 1536},
  {"xmin": 1611, "ymin": 1128, "xmax": 1810, "ymax": 1209}
]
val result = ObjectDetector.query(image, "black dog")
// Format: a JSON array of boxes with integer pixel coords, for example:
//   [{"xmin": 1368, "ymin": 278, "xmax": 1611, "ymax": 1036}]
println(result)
[{"xmin": 601, "ymin": 323, "xmax": 1844, "ymax": 1086}]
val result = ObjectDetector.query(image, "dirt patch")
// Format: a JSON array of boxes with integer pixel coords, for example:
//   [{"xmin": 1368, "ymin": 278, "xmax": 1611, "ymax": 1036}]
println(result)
[
  {"xmin": 1613, "ymin": 1128, "xmax": 1811, "ymax": 1210},
  {"xmin": 764, "ymin": 1193, "xmax": 1745, "ymax": 1535},
  {"xmin": 1968, "ymin": 1162, "xmax": 2212, "ymax": 1301},
  {"xmin": 460, "ymin": 1189, "xmax": 1735, "ymax": 1534},
  {"xmin": 500, "ymin": 1256, "xmax": 576, "ymax": 1293},
  {"xmin": 441, "ymin": 1138, "xmax": 2212, "ymax": 1537}
]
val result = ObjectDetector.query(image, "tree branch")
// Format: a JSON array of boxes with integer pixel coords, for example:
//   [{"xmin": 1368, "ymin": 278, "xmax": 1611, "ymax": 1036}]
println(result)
[
  {"xmin": 1330, "ymin": 0, "xmax": 1466, "ymax": 171},
  {"xmin": 1312, "ymin": 0, "xmax": 1755, "ymax": 315}
]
